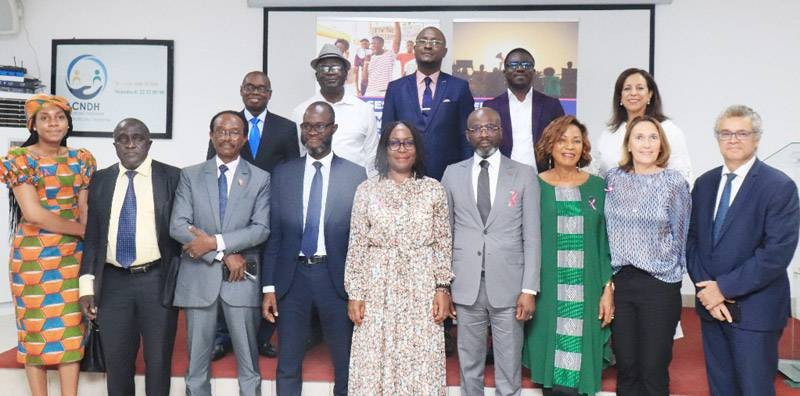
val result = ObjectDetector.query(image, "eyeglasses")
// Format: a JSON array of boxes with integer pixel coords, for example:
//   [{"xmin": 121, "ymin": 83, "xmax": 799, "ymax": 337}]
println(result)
[
  {"xmin": 317, "ymin": 64, "xmax": 344, "ymax": 73},
  {"xmin": 505, "ymin": 61, "xmax": 534, "ymax": 71},
  {"xmin": 467, "ymin": 124, "xmax": 501, "ymax": 135},
  {"xmin": 212, "ymin": 129, "xmax": 244, "ymax": 138},
  {"xmin": 388, "ymin": 139, "xmax": 416, "ymax": 151},
  {"xmin": 415, "ymin": 39, "xmax": 445, "ymax": 48},
  {"xmin": 241, "ymin": 84, "xmax": 272, "ymax": 94},
  {"xmin": 300, "ymin": 122, "xmax": 334, "ymax": 132},
  {"xmin": 113, "ymin": 134, "xmax": 149, "ymax": 146},
  {"xmin": 717, "ymin": 130, "xmax": 755, "ymax": 141}
]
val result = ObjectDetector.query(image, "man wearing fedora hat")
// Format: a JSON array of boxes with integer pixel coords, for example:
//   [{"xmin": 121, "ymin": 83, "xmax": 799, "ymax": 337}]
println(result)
[{"xmin": 292, "ymin": 43, "xmax": 378, "ymax": 177}]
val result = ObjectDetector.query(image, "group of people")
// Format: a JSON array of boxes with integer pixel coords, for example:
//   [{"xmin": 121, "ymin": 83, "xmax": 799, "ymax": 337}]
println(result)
[{"xmin": 2, "ymin": 25, "xmax": 798, "ymax": 396}]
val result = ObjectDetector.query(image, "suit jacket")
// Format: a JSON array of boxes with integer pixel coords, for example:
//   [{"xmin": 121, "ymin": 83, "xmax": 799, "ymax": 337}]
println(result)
[
  {"xmin": 687, "ymin": 159, "xmax": 799, "ymax": 331},
  {"xmin": 206, "ymin": 110, "xmax": 300, "ymax": 173},
  {"xmin": 262, "ymin": 155, "xmax": 367, "ymax": 300},
  {"xmin": 170, "ymin": 158, "xmax": 271, "ymax": 308},
  {"xmin": 441, "ymin": 155, "xmax": 541, "ymax": 308},
  {"xmin": 382, "ymin": 72, "xmax": 474, "ymax": 180},
  {"xmin": 80, "ymin": 160, "xmax": 182, "ymax": 307},
  {"xmin": 482, "ymin": 89, "xmax": 565, "ymax": 168}
]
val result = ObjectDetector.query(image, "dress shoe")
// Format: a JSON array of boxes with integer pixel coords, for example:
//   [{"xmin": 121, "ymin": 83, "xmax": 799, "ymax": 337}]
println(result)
[
  {"xmin": 211, "ymin": 343, "xmax": 230, "ymax": 361},
  {"xmin": 259, "ymin": 342, "xmax": 277, "ymax": 358}
]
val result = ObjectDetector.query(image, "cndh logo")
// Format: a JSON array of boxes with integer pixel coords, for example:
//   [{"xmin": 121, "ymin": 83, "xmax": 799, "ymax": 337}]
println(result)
[{"xmin": 65, "ymin": 55, "xmax": 108, "ymax": 100}]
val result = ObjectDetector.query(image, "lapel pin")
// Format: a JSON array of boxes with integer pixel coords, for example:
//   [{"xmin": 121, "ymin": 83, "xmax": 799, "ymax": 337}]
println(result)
[{"xmin": 238, "ymin": 178, "xmax": 245, "ymax": 186}]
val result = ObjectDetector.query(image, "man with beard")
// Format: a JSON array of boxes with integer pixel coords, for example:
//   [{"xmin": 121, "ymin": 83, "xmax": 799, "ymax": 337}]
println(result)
[
  {"xmin": 382, "ymin": 26, "xmax": 474, "ymax": 181},
  {"xmin": 292, "ymin": 44, "xmax": 378, "ymax": 176},
  {"xmin": 483, "ymin": 48, "xmax": 564, "ymax": 172},
  {"xmin": 441, "ymin": 107, "xmax": 540, "ymax": 396},
  {"xmin": 262, "ymin": 102, "xmax": 367, "ymax": 396},
  {"xmin": 207, "ymin": 71, "xmax": 299, "ymax": 360}
]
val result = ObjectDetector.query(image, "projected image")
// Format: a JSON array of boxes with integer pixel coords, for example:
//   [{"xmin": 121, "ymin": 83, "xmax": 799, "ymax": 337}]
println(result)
[
  {"xmin": 316, "ymin": 17, "xmax": 437, "ymax": 99},
  {"xmin": 452, "ymin": 21, "xmax": 578, "ymax": 114}
]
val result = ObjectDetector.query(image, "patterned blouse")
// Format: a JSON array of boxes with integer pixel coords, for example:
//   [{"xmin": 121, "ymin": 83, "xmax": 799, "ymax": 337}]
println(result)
[{"xmin": 604, "ymin": 167, "xmax": 691, "ymax": 283}]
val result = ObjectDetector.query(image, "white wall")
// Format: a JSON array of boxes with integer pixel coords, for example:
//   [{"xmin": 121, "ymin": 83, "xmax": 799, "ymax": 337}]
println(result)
[{"xmin": 0, "ymin": 1, "xmax": 798, "ymax": 312}]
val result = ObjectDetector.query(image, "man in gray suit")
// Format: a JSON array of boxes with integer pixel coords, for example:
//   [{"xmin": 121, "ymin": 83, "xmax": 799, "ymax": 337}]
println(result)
[
  {"xmin": 171, "ymin": 110, "xmax": 271, "ymax": 396},
  {"xmin": 442, "ymin": 107, "xmax": 540, "ymax": 396}
]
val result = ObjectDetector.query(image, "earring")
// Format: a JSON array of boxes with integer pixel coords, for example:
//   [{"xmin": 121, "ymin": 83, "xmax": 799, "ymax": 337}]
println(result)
[
  {"xmin": 548, "ymin": 156, "xmax": 553, "ymax": 169},
  {"xmin": 647, "ymin": 100, "xmax": 651, "ymax": 105}
]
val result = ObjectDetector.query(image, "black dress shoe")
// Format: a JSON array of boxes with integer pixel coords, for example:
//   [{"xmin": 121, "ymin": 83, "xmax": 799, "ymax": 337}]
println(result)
[
  {"xmin": 444, "ymin": 331, "xmax": 456, "ymax": 357},
  {"xmin": 211, "ymin": 343, "xmax": 229, "ymax": 361},
  {"xmin": 259, "ymin": 342, "xmax": 277, "ymax": 358}
]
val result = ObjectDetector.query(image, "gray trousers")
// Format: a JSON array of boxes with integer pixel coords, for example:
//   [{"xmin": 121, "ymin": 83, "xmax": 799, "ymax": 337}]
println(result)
[
  {"xmin": 456, "ymin": 279, "xmax": 523, "ymax": 396},
  {"xmin": 184, "ymin": 298, "xmax": 261, "ymax": 396}
]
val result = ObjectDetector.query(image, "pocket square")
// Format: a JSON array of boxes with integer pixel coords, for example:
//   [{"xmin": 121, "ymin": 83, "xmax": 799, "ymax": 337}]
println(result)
[
  {"xmin": 508, "ymin": 190, "xmax": 518, "ymax": 207},
  {"xmin": 238, "ymin": 178, "xmax": 245, "ymax": 186},
  {"xmin": 442, "ymin": 98, "xmax": 451, "ymax": 103}
]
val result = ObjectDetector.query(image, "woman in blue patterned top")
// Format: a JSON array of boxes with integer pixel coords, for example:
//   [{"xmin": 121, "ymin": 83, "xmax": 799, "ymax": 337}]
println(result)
[{"xmin": 604, "ymin": 115, "xmax": 691, "ymax": 396}]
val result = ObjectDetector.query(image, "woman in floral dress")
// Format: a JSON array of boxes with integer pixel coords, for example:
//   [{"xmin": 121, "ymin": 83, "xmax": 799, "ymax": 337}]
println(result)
[{"xmin": 345, "ymin": 120, "xmax": 453, "ymax": 395}]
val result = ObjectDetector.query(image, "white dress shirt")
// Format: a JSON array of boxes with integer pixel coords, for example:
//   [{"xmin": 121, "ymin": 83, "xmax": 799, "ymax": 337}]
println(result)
[
  {"xmin": 507, "ymin": 88, "xmax": 537, "ymax": 170},
  {"xmin": 713, "ymin": 155, "xmax": 756, "ymax": 219},
  {"xmin": 292, "ymin": 93, "xmax": 378, "ymax": 176},
  {"xmin": 471, "ymin": 150, "xmax": 501, "ymax": 204},
  {"xmin": 213, "ymin": 156, "xmax": 241, "ymax": 259}
]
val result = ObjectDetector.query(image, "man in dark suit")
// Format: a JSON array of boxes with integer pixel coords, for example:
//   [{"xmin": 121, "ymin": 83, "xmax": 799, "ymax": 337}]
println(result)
[
  {"xmin": 687, "ymin": 105, "xmax": 799, "ymax": 396},
  {"xmin": 482, "ymin": 48, "xmax": 564, "ymax": 171},
  {"xmin": 381, "ymin": 26, "xmax": 474, "ymax": 181},
  {"xmin": 208, "ymin": 71, "xmax": 300, "ymax": 359},
  {"xmin": 262, "ymin": 102, "xmax": 367, "ymax": 396},
  {"xmin": 78, "ymin": 118, "xmax": 181, "ymax": 396}
]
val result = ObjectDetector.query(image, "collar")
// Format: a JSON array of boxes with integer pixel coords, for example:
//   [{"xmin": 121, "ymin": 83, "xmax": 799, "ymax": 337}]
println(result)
[
  {"xmin": 243, "ymin": 109, "xmax": 268, "ymax": 123},
  {"xmin": 120, "ymin": 156, "xmax": 152, "ymax": 177},
  {"xmin": 507, "ymin": 87, "xmax": 532, "ymax": 104},
  {"xmin": 305, "ymin": 151, "xmax": 334, "ymax": 169},
  {"xmin": 722, "ymin": 155, "xmax": 756, "ymax": 179},
  {"xmin": 416, "ymin": 70, "xmax": 441, "ymax": 86},
  {"xmin": 472, "ymin": 149, "xmax": 502, "ymax": 169},
  {"xmin": 216, "ymin": 155, "xmax": 241, "ymax": 170}
]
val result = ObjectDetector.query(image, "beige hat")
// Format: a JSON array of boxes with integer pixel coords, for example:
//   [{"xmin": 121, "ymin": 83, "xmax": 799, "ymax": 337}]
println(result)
[{"xmin": 310, "ymin": 43, "xmax": 351, "ymax": 70}]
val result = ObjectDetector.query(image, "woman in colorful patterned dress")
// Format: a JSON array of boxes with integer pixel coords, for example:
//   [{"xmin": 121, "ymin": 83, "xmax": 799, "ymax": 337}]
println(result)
[
  {"xmin": 0, "ymin": 94, "xmax": 96, "ymax": 396},
  {"xmin": 345, "ymin": 121, "xmax": 453, "ymax": 395},
  {"xmin": 523, "ymin": 116, "xmax": 614, "ymax": 396},
  {"xmin": 604, "ymin": 116, "xmax": 690, "ymax": 396}
]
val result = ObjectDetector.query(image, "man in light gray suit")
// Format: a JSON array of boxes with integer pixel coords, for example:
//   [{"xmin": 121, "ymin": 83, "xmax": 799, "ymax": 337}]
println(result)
[
  {"xmin": 171, "ymin": 110, "xmax": 271, "ymax": 396},
  {"xmin": 442, "ymin": 107, "xmax": 540, "ymax": 396}
]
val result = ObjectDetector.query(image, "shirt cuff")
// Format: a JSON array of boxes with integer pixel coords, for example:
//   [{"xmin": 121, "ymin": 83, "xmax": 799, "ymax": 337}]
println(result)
[
  {"xmin": 79, "ymin": 274, "xmax": 95, "ymax": 297},
  {"xmin": 215, "ymin": 234, "xmax": 226, "ymax": 261},
  {"xmin": 262, "ymin": 286, "xmax": 275, "ymax": 293},
  {"xmin": 521, "ymin": 289, "xmax": 538, "ymax": 295}
]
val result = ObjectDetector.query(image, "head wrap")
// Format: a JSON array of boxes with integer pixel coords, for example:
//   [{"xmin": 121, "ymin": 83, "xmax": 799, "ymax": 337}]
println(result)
[{"xmin": 25, "ymin": 94, "xmax": 71, "ymax": 130}]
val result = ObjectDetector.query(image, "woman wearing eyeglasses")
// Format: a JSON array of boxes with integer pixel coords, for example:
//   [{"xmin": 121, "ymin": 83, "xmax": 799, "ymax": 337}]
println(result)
[
  {"xmin": 604, "ymin": 116, "xmax": 691, "ymax": 396},
  {"xmin": 345, "ymin": 120, "xmax": 453, "ymax": 395},
  {"xmin": 591, "ymin": 68, "xmax": 693, "ymax": 186}
]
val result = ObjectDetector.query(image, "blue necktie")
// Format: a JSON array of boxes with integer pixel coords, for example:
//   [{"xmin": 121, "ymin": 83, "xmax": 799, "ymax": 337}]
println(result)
[
  {"xmin": 422, "ymin": 76, "xmax": 433, "ymax": 112},
  {"xmin": 116, "ymin": 170, "xmax": 137, "ymax": 268},
  {"xmin": 249, "ymin": 118, "xmax": 261, "ymax": 157},
  {"xmin": 713, "ymin": 173, "xmax": 737, "ymax": 242},
  {"xmin": 301, "ymin": 161, "xmax": 323, "ymax": 257},
  {"xmin": 218, "ymin": 164, "xmax": 228, "ymax": 224}
]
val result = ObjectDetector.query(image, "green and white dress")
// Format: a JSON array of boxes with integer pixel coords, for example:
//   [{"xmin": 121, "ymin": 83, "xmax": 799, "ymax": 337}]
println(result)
[{"xmin": 522, "ymin": 175, "xmax": 612, "ymax": 395}]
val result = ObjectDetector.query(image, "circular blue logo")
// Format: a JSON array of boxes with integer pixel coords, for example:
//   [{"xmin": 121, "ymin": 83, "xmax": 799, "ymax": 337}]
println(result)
[{"xmin": 65, "ymin": 55, "xmax": 108, "ymax": 100}]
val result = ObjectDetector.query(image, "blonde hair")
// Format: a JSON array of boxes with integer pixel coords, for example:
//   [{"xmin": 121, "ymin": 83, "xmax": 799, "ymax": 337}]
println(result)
[{"xmin": 619, "ymin": 115, "xmax": 671, "ymax": 172}]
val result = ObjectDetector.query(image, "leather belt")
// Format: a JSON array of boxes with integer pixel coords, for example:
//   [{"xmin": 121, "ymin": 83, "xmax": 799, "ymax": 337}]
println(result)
[
  {"xmin": 108, "ymin": 259, "xmax": 160, "ymax": 274},
  {"xmin": 297, "ymin": 255, "xmax": 327, "ymax": 265}
]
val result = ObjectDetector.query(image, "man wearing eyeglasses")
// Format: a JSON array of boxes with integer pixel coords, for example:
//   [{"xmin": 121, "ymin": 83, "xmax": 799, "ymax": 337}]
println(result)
[
  {"xmin": 687, "ymin": 105, "xmax": 799, "ymax": 396},
  {"xmin": 382, "ymin": 26, "xmax": 475, "ymax": 181},
  {"xmin": 207, "ymin": 71, "xmax": 299, "ymax": 360},
  {"xmin": 292, "ymin": 44, "xmax": 378, "ymax": 177},
  {"xmin": 263, "ymin": 102, "xmax": 367, "ymax": 396},
  {"xmin": 172, "ymin": 111, "xmax": 271, "ymax": 396},
  {"xmin": 442, "ymin": 107, "xmax": 540, "ymax": 396},
  {"xmin": 482, "ymin": 48, "xmax": 564, "ymax": 172}
]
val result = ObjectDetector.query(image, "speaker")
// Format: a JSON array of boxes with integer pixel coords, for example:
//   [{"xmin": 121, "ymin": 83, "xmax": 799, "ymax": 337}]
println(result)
[{"xmin": 0, "ymin": 0, "xmax": 22, "ymax": 35}]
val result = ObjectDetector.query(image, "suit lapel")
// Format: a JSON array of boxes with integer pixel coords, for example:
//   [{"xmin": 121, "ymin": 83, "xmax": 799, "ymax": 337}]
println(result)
[
  {"xmin": 255, "ymin": 112, "xmax": 273, "ymax": 159},
  {"xmin": 425, "ymin": 74, "xmax": 449, "ymax": 132},
  {"xmin": 486, "ymin": 157, "xmax": 515, "ymax": 228},
  {"xmin": 715, "ymin": 160, "xmax": 761, "ymax": 245},
  {"xmin": 100, "ymin": 164, "xmax": 120, "ymax": 246},
  {"xmin": 151, "ymin": 162, "xmax": 167, "ymax": 233},
  {"xmin": 403, "ymin": 75, "xmax": 423, "ymax": 120},
  {"xmin": 531, "ymin": 91, "xmax": 545, "ymax": 142},
  {"xmin": 324, "ymin": 156, "xmax": 339, "ymax": 226},
  {"xmin": 461, "ymin": 159, "xmax": 483, "ymax": 227},
  {"xmin": 203, "ymin": 160, "xmax": 222, "ymax": 232},
  {"xmin": 294, "ymin": 157, "xmax": 306, "ymax": 233},
  {"xmin": 224, "ymin": 161, "xmax": 250, "ymax": 230}
]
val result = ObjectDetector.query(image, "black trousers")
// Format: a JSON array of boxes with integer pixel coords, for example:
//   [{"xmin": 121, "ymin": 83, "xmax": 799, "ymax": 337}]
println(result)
[
  {"xmin": 98, "ymin": 263, "xmax": 178, "ymax": 396},
  {"xmin": 611, "ymin": 266, "xmax": 682, "ymax": 396}
]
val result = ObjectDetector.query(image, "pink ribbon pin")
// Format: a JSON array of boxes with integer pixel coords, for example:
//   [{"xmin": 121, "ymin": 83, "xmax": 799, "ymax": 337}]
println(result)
[
  {"xmin": 588, "ymin": 197, "xmax": 597, "ymax": 210},
  {"xmin": 508, "ymin": 191, "xmax": 518, "ymax": 207}
]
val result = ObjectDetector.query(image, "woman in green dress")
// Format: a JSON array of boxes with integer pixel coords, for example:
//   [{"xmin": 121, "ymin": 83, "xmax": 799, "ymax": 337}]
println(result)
[{"xmin": 523, "ymin": 115, "xmax": 614, "ymax": 396}]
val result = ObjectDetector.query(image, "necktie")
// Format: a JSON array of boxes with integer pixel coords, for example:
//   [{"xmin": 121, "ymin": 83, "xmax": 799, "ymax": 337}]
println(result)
[
  {"xmin": 477, "ymin": 160, "xmax": 491, "ymax": 225},
  {"xmin": 301, "ymin": 161, "xmax": 323, "ymax": 257},
  {"xmin": 249, "ymin": 118, "xmax": 261, "ymax": 157},
  {"xmin": 218, "ymin": 164, "xmax": 228, "ymax": 224},
  {"xmin": 422, "ymin": 76, "xmax": 433, "ymax": 111},
  {"xmin": 713, "ymin": 173, "xmax": 737, "ymax": 242},
  {"xmin": 116, "ymin": 170, "xmax": 137, "ymax": 268}
]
